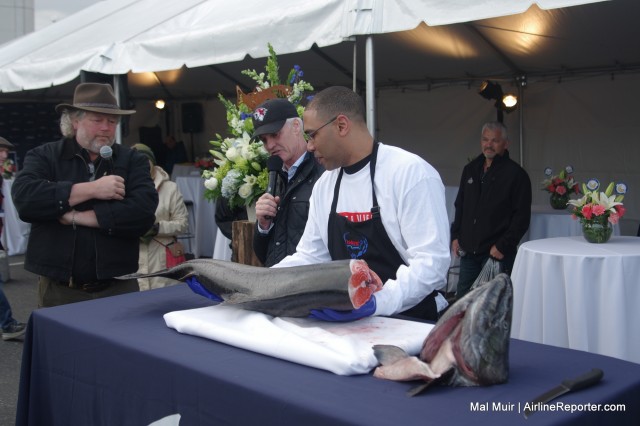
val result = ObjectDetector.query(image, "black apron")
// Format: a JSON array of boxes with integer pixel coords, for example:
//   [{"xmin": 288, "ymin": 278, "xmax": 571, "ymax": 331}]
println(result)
[{"xmin": 327, "ymin": 143, "xmax": 438, "ymax": 321}]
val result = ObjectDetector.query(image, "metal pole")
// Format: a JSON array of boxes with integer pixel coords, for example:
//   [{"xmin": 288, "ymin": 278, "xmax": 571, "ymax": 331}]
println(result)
[
  {"xmin": 113, "ymin": 75, "xmax": 122, "ymax": 145},
  {"xmin": 518, "ymin": 82, "xmax": 524, "ymax": 167},
  {"xmin": 365, "ymin": 36, "xmax": 375, "ymax": 137},
  {"xmin": 352, "ymin": 41, "xmax": 357, "ymax": 93}
]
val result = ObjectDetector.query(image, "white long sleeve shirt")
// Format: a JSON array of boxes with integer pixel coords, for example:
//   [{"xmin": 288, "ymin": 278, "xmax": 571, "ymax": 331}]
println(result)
[{"xmin": 275, "ymin": 143, "xmax": 451, "ymax": 316}]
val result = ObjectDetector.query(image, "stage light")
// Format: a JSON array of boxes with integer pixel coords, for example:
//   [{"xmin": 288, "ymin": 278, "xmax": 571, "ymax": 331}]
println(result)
[
  {"xmin": 155, "ymin": 99, "xmax": 166, "ymax": 110},
  {"xmin": 502, "ymin": 94, "xmax": 518, "ymax": 109},
  {"xmin": 478, "ymin": 80, "xmax": 503, "ymax": 100}
]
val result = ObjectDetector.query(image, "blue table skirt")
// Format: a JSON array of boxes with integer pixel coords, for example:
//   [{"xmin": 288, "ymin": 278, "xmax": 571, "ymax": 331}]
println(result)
[{"xmin": 17, "ymin": 284, "xmax": 640, "ymax": 426}]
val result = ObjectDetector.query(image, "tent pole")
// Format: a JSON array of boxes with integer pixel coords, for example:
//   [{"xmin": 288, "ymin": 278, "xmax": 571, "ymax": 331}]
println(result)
[
  {"xmin": 113, "ymin": 75, "xmax": 122, "ymax": 145},
  {"xmin": 352, "ymin": 41, "xmax": 357, "ymax": 92},
  {"xmin": 365, "ymin": 36, "xmax": 375, "ymax": 138},
  {"xmin": 518, "ymin": 83, "xmax": 524, "ymax": 167}
]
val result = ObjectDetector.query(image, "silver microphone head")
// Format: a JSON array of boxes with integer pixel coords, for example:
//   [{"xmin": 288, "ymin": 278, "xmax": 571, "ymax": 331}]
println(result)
[{"xmin": 99, "ymin": 145, "xmax": 113, "ymax": 159}]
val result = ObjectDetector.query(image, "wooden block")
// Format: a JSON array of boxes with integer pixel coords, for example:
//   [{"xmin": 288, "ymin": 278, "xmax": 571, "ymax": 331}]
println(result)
[{"xmin": 232, "ymin": 220, "xmax": 263, "ymax": 266}]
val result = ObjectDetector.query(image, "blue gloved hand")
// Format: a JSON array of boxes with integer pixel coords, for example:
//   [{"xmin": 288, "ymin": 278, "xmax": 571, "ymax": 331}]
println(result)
[
  {"xmin": 309, "ymin": 297, "xmax": 376, "ymax": 322},
  {"xmin": 185, "ymin": 276, "xmax": 223, "ymax": 302}
]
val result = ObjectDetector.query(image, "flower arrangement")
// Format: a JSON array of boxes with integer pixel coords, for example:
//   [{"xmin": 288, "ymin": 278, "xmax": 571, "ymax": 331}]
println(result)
[
  {"xmin": 194, "ymin": 157, "xmax": 215, "ymax": 171},
  {"xmin": 568, "ymin": 179, "xmax": 627, "ymax": 243},
  {"xmin": 201, "ymin": 44, "xmax": 313, "ymax": 208},
  {"xmin": 568, "ymin": 179, "xmax": 627, "ymax": 225},
  {"xmin": 541, "ymin": 165, "xmax": 580, "ymax": 197},
  {"xmin": 1, "ymin": 159, "xmax": 16, "ymax": 179}
]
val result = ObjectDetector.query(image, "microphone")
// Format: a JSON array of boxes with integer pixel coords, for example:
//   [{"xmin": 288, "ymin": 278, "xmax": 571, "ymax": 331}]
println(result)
[
  {"xmin": 266, "ymin": 155, "xmax": 283, "ymax": 196},
  {"xmin": 99, "ymin": 145, "xmax": 113, "ymax": 175},
  {"xmin": 265, "ymin": 155, "xmax": 283, "ymax": 220}
]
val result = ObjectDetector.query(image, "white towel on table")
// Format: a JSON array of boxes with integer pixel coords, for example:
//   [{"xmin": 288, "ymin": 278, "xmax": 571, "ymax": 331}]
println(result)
[{"xmin": 164, "ymin": 305, "xmax": 433, "ymax": 375}]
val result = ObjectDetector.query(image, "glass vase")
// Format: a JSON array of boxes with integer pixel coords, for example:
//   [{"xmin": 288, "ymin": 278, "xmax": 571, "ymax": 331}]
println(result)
[
  {"xmin": 581, "ymin": 219, "xmax": 613, "ymax": 243},
  {"xmin": 549, "ymin": 193, "xmax": 569, "ymax": 210}
]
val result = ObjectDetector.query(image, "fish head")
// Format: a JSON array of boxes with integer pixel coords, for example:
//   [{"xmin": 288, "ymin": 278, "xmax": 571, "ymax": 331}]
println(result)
[{"xmin": 421, "ymin": 273, "xmax": 513, "ymax": 386}]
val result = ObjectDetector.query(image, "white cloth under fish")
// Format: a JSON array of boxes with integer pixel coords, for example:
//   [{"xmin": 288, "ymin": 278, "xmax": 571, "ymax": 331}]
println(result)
[{"xmin": 164, "ymin": 305, "xmax": 433, "ymax": 375}]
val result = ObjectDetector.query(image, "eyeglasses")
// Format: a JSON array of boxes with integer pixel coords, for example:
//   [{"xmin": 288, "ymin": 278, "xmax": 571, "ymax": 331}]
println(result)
[{"xmin": 303, "ymin": 116, "xmax": 338, "ymax": 142}]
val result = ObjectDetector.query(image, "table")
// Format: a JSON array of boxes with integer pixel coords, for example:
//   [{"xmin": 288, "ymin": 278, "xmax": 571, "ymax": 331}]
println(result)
[
  {"xmin": 523, "ymin": 205, "xmax": 621, "ymax": 242},
  {"xmin": 511, "ymin": 236, "xmax": 640, "ymax": 364},
  {"xmin": 17, "ymin": 285, "xmax": 640, "ymax": 425},
  {"xmin": 444, "ymin": 185, "xmax": 458, "ymax": 226},
  {"xmin": 212, "ymin": 227, "xmax": 232, "ymax": 260},
  {"xmin": 170, "ymin": 163, "xmax": 200, "ymax": 181},
  {"xmin": 1, "ymin": 179, "xmax": 30, "ymax": 255},
  {"xmin": 175, "ymin": 176, "xmax": 217, "ymax": 258}
]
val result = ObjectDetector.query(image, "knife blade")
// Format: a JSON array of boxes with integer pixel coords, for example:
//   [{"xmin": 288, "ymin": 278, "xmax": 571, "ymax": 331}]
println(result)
[{"xmin": 523, "ymin": 368, "xmax": 604, "ymax": 418}]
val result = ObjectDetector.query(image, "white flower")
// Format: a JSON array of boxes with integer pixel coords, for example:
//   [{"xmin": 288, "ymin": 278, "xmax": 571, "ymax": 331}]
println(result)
[
  {"xmin": 241, "ymin": 144, "xmax": 256, "ymax": 161},
  {"xmin": 238, "ymin": 183, "xmax": 253, "ymax": 199},
  {"xmin": 243, "ymin": 175, "xmax": 257, "ymax": 186},
  {"xmin": 204, "ymin": 177, "xmax": 218, "ymax": 190},
  {"xmin": 225, "ymin": 146, "xmax": 241, "ymax": 162},
  {"xmin": 592, "ymin": 191, "xmax": 623, "ymax": 212}
]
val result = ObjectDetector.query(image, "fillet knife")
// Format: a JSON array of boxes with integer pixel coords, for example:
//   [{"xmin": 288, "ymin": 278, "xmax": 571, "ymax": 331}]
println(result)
[{"xmin": 523, "ymin": 368, "xmax": 604, "ymax": 419}]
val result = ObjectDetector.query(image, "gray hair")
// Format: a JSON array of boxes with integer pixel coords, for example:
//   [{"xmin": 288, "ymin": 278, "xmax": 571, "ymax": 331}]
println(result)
[
  {"xmin": 285, "ymin": 116, "xmax": 302, "ymax": 127},
  {"xmin": 481, "ymin": 121, "xmax": 508, "ymax": 141},
  {"xmin": 59, "ymin": 109, "xmax": 85, "ymax": 138}
]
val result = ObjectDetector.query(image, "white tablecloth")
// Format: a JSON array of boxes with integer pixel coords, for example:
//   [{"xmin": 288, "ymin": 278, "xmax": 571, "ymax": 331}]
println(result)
[
  {"xmin": 523, "ymin": 204, "xmax": 621, "ymax": 242},
  {"xmin": 444, "ymin": 185, "xmax": 458, "ymax": 226},
  {"xmin": 511, "ymin": 236, "xmax": 640, "ymax": 364},
  {"xmin": 212, "ymin": 228, "xmax": 232, "ymax": 261},
  {"xmin": 170, "ymin": 163, "xmax": 201, "ymax": 181},
  {"xmin": 175, "ymin": 176, "xmax": 217, "ymax": 258},
  {"xmin": 1, "ymin": 179, "xmax": 30, "ymax": 255}
]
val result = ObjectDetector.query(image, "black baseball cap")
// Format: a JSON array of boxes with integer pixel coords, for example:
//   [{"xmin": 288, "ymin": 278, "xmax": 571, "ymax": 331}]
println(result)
[{"xmin": 252, "ymin": 98, "xmax": 298, "ymax": 138}]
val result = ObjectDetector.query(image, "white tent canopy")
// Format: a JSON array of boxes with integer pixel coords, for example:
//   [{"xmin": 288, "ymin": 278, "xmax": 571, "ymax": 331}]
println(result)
[{"xmin": 0, "ymin": 0, "xmax": 610, "ymax": 93}]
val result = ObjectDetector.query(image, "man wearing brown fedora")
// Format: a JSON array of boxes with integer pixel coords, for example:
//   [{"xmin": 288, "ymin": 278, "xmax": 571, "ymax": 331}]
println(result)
[{"xmin": 11, "ymin": 83, "xmax": 158, "ymax": 307}]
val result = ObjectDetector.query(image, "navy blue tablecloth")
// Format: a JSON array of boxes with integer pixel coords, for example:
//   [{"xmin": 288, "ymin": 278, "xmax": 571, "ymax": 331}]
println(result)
[{"xmin": 17, "ymin": 285, "xmax": 640, "ymax": 425}]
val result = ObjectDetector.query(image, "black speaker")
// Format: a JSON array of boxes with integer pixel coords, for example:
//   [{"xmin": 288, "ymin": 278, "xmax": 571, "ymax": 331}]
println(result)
[{"xmin": 181, "ymin": 102, "xmax": 203, "ymax": 133}]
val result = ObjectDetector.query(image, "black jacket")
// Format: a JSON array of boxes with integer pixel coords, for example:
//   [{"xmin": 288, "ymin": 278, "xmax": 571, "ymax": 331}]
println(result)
[
  {"xmin": 214, "ymin": 197, "xmax": 248, "ymax": 241},
  {"xmin": 450, "ymin": 150, "xmax": 531, "ymax": 256},
  {"xmin": 12, "ymin": 138, "xmax": 158, "ymax": 282},
  {"xmin": 253, "ymin": 152, "xmax": 324, "ymax": 266}
]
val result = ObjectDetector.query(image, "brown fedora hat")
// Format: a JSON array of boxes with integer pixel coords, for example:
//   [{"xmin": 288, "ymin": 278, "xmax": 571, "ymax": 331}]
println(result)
[
  {"xmin": 55, "ymin": 83, "xmax": 136, "ymax": 115},
  {"xmin": 0, "ymin": 137, "xmax": 15, "ymax": 150}
]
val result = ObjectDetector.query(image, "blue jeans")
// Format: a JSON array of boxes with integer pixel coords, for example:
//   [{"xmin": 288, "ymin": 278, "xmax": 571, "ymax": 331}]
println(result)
[
  {"xmin": 0, "ymin": 282, "xmax": 17, "ymax": 330},
  {"xmin": 456, "ymin": 251, "xmax": 515, "ymax": 300}
]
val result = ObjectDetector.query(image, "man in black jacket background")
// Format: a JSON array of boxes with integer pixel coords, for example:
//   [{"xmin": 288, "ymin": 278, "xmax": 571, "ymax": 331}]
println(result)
[
  {"xmin": 12, "ymin": 83, "xmax": 158, "ymax": 307},
  {"xmin": 450, "ymin": 121, "xmax": 531, "ymax": 300},
  {"xmin": 251, "ymin": 99, "xmax": 324, "ymax": 267}
]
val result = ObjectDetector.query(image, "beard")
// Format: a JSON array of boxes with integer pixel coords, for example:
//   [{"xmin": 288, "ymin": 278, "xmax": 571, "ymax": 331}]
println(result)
[{"xmin": 78, "ymin": 133, "xmax": 115, "ymax": 155}]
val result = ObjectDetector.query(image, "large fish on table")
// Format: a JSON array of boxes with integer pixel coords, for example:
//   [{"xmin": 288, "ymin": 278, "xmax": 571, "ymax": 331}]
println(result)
[
  {"xmin": 119, "ymin": 258, "xmax": 382, "ymax": 317},
  {"xmin": 372, "ymin": 273, "xmax": 513, "ymax": 396}
]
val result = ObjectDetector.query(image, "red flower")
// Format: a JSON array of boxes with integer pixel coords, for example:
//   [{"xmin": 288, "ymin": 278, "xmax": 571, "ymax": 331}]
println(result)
[
  {"xmin": 615, "ymin": 205, "xmax": 626, "ymax": 218},
  {"xmin": 581, "ymin": 205, "xmax": 593, "ymax": 220},
  {"xmin": 555, "ymin": 185, "xmax": 567, "ymax": 195},
  {"xmin": 592, "ymin": 205, "xmax": 605, "ymax": 216}
]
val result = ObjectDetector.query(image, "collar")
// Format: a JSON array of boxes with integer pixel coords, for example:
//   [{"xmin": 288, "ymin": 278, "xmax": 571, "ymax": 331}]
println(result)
[
  {"xmin": 343, "ymin": 153, "xmax": 372, "ymax": 175},
  {"xmin": 286, "ymin": 152, "xmax": 307, "ymax": 181}
]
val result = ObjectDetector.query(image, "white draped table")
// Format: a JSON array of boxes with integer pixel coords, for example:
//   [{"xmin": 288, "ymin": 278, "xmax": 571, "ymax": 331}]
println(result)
[
  {"xmin": 170, "ymin": 163, "xmax": 201, "ymax": 181},
  {"xmin": 175, "ymin": 176, "xmax": 217, "ymax": 258},
  {"xmin": 511, "ymin": 236, "xmax": 640, "ymax": 364},
  {"xmin": 1, "ymin": 179, "xmax": 30, "ymax": 255}
]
